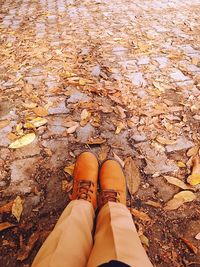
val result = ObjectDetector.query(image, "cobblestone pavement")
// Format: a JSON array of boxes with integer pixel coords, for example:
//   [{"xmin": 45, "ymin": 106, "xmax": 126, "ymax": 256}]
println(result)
[{"xmin": 1, "ymin": 0, "xmax": 200, "ymax": 266}]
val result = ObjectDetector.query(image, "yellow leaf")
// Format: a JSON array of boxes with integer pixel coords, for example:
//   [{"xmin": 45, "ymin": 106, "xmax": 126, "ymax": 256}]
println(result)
[
  {"xmin": 177, "ymin": 161, "xmax": 186, "ymax": 168},
  {"xmin": 164, "ymin": 176, "xmax": 192, "ymax": 190},
  {"xmin": 0, "ymin": 120, "xmax": 10, "ymax": 129},
  {"xmin": 16, "ymin": 123, "xmax": 23, "ymax": 135},
  {"xmin": 153, "ymin": 82, "xmax": 166, "ymax": 92},
  {"xmin": 24, "ymin": 122, "xmax": 35, "ymax": 129},
  {"xmin": 115, "ymin": 121, "xmax": 125, "ymax": 134},
  {"xmin": 187, "ymin": 174, "xmax": 200, "ymax": 186},
  {"xmin": 29, "ymin": 117, "xmax": 48, "ymax": 128},
  {"xmin": 80, "ymin": 109, "xmax": 91, "ymax": 126},
  {"xmin": 11, "ymin": 196, "xmax": 23, "ymax": 222},
  {"xmin": 33, "ymin": 107, "xmax": 48, "ymax": 117},
  {"xmin": 9, "ymin": 133, "xmax": 36, "ymax": 149},
  {"xmin": 64, "ymin": 164, "xmax": 75, "ymax": 175},
  {"xmin": 139, "ymin": 234, "xmax": 149, "ymax": 247},
  {"xmin": 164, "ymin": 191, "xmax": 196, "ymax": 211}
]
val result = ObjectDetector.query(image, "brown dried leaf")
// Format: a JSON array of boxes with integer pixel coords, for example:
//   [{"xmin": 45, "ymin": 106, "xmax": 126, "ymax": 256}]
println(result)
[
  {"xmin": 145, "ymin": 200, "xmax": 161, "ymax": 208},
  {"xmin": 164, "ymin": 176, "xmax": 192, "ymax": 190},
  {"xmin": 0, "ymin": 120, "xmax": 10, "ymax": 129},
  {"xmin": 180, "ymin": 237, "xmax": 198, "ymax": 254},
  {"xmin": 124, "ymin": 157, "xmax": 141, "ymax": 195},
  {"xmin": 22, "ymin": 102, "xmax": 37, "ymax": 109},
  {"xmin": 67, "ymin": 123, "xmax": 79, "ymax": 134},
  {"xmin": 87, "ymin": 137, "xmax": 106, "ymax": 145},
  {"xmin": 131, "ymin": 208, "xmax": 151, "ymax": 221},
  {"xmin": 62, "ymin": 180, "xmax": 73, "ymax": 192},
  {"xmin": 156, "ymin": 136, "xmax": 176, "ymax": 145},
  {"xmin": 0, "ymin": 200, "xmax": 14, "ymax": 214},
  {"xmin": 113, "ymin": 153, "xmax": 124, "ymax": 168},
  {"xmin": 33, "ymin": 106, "xmax": 48, "ymax": 117},
  {"xmin": 11, "ymin": 196, "xmax": 23, "ymax": 222},
  {"xmin": 17, "ymin": 232, "xmax": 40, "ymax": 261},
  {"xmin": 164, "ymin": 191, "xmax": 196, "ymax": 211},
  {"xmin": 0, "ymin": 222, "xmax": 16, "ymax": 232},
  {"xmin": 187, "ymin": 146, "xmax": 199, "ymax": 157}
]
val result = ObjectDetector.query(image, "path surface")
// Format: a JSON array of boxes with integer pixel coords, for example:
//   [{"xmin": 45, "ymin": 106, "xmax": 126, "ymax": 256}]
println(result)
[{"xmin": 0, "ymin": 0, "xmax": 200, "ymax": 266}]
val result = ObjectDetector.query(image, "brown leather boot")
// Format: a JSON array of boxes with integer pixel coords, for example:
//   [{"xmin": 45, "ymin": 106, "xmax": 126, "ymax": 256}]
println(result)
[
  {"xmin": 71, "ymin": 152, "xmax": 98, "ymax": 209},
  {"xmin": 99, "ymin": 159, "xmax": 126, "ymax": 208}
]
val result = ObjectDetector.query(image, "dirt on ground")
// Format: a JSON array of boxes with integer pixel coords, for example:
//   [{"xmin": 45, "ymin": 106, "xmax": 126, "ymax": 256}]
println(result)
[{"xmin": 1, "ymin": 0, "xmax": 200, "ymax": 266}]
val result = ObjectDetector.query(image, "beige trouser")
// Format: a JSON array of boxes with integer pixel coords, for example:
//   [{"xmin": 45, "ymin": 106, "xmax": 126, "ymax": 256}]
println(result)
[{"xmin": 32, "ymin": 200, "xmax": 153, "ymax": 267}]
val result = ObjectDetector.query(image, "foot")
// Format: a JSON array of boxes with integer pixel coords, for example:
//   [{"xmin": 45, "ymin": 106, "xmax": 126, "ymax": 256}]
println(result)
[
  {"xmin": 99, "ymin": 159, "xmax": 126, "ymax": 208},
  {"xmin": 71, "ymin": 152, "xmax": 98, "ymax": 209}
]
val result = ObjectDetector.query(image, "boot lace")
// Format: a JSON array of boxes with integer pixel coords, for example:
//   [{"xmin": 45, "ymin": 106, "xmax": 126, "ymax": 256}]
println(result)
[
  {"xmin": 77, "ymin": 180, "xmax": 94, "ymax": 201},
  {"xmin": 101, "ymin": 190, "xmax": 120, "ymax": 205}
]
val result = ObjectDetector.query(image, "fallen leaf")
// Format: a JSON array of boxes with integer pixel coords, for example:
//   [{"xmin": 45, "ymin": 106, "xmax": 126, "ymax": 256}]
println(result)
[
  {"xmin": 23, "ymin": 122, "xmax": 35, "ymax": 129},
  {"xmin": 114, "ymin": 106, "xmax": 126, "ymax": 119},
  {"xmin": 115, "ymin": 121, "xmax": 125, "ymax": 134},
  {"xmin": 113, "ymin": 153, "xmax": 124, "ymax": 168},
  {"xmin": 98, "ymin": 145, "xmax": 109, "ymax": 161},
  {"xmin": 9, "ymin": 133, "xmax": 36, "ymax": 149},
  {"xmin": 80, "ymin": 109, "xmax": 91, "ymax": 126},
  {"xmin": 195, "ymin": 232, "xmax": 200, "ymax": 240},
  {"xmin": 164, "ymin": 176, "xmax": 192, "ymax": 190},
  {"xmin": 145, "ymin": 200, "xmax": 161, "ymax": 208},
  {"xmin": 7, "ymin": 132, "xmax": 18, "ymax": 141},
  {"xmin": 33, "ymin": 106, "xmax": 48, "ymax": 116},
  {"xmin": 17, "ymin": 232, "xmax": 40, "ymax": 261},
  {"xmin": 139, "ymin": 234, "xmax": 149, "ymax": 247},
  {"xmin": 177, "ymin": 161, "xmax": 186, "ymax": 168},
  {"xmin": 180, "ymin": 237, "xmax": 198, "ymax": 254},
  {"xmin": 156, "ymin": 136, "xmax": 176, "ymax": 145},
  {"xmin": 87, "ymin": 137, "xmax": 106, "ymax": 145},
  {"xmin": 124, "ymin": 157, "xmax": 141, "ymax": 195},
  {"xmin": 67, "ymin": 122, "xmax": 79, "ymax": 134},
  {"xmin": 187, "ymin": 155, "xmax": 200, "ymax": 185},
  {"xmin": 164, "ymin": 191, "xmax": 196, "ymax": 211},
  {"xmin": 131, "ymin": 208, "xmax": 151, "ymax": 221},
  {"xmin": 62, "ymin": 180, "xmax": 73, "ymax": 192},
  {"xmin": 0, "ymin": 200, "xmax": 14, "ymax": 214},
  {"xmin": 187, "ymin": 146, "xmax": 199, "ymax": 157},
  {"xmin": 12, "ymin": 196, "xmax": 23, "ymax": 222},
  {"xmin": 64, "ymin": 164, "xmax": 75, "ymax": 176},
  {"xmin": 153, "ymin": 82, "xmax": 166, "ymax": 92},
  {"xmin": 16, "ymin": 123, "xmax": 23, "ymax": 135},
  {"xmin": 29, "ymin": 117, "xmax": 48, "ymax": 128},
  {"xmin": 0, "ymin": 120, "xmax": 10, "ymax": 129},
  {"xmin": 22, "ymin": 102, "xmax": 37, "ymax": 109},
  {"xmin": 187, "ymin": 174, "xmax": 200, "ymax": 186},
  {"xmin": 0, "ymin": 222, "xmax": 16, "ymax": 232}
]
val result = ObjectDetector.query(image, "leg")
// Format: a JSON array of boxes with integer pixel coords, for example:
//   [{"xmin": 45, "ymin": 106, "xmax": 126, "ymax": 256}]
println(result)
[
  {"xmin": 87, "ymin": 159, "xmax": 153, "ymax": 267},
  {"xmin": 87, "ymin": 202, "xmax": 153, "ymax": 267},
  {"xmin": 32, "ymin": 200, "xmax": 94, "ymax": 267},
  {"xmin": 32, "ymin": 152, "xmax": 99, "ymax": 267}
]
